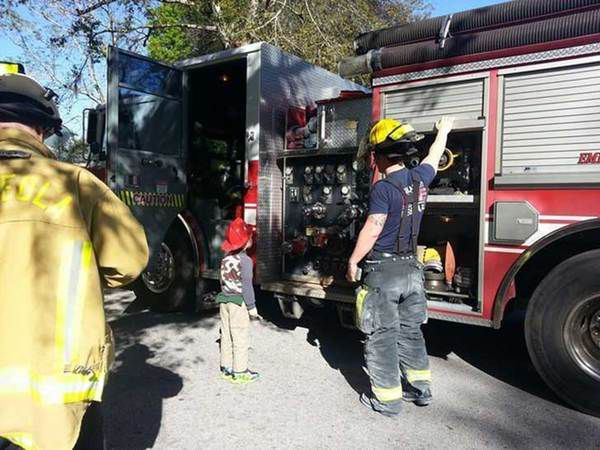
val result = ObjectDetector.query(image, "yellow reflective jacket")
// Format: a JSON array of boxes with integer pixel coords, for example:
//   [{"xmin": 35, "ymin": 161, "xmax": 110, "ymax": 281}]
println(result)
[{"xmin": 0, "ymin": 128, "xmax": 149, "ymax": 450}]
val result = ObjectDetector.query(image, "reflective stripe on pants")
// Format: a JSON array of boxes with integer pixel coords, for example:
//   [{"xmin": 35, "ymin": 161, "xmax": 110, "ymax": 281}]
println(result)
[
  {"xmin": 371, "ymin": 384, "xmax": 403, "ymax": 403},
  {"xmin": 0, "ymin": 368, "xmax": 105, "ymax": 405},
  {"xmin": 406, "ymin": 369, "xmax": 432, "ymax": 383}
]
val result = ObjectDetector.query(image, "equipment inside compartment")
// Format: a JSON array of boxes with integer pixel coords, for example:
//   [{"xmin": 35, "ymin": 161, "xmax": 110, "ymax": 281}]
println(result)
[
  {"xmin": 418, "ymin": 210, "xmax": 480, "ymax": 306},
  {"xmin": 280, "ymin": 128, "xmax": 482, "ymax": 311},
  {"xmin": 416, "ymin": 131, "xmax": 482, "ymax": 197},
  {"xmin": 281, "ymin": 153, "xmax": 371, "ymax": 284}
]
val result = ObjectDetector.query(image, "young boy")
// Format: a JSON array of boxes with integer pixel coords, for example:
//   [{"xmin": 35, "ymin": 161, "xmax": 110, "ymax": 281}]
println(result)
[{"xmin": 217, "ymin": 217, "xmax": 260, "ymax": 384}]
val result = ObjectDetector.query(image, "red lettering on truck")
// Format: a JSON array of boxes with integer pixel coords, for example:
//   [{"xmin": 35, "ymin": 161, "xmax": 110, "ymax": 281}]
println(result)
[{"xmin": 578, "ymin": 152, "xmax": 600, "ymax": 164}]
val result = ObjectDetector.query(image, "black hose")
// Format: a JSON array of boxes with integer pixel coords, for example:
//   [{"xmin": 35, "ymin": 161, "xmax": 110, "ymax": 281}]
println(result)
[
  {"xmin": 354, "ymin": 0, "xmax": 600, "ymax": 55},
  {"xmin": 377, "ymin": 8, "xmax": 600, "ymax": 71}
]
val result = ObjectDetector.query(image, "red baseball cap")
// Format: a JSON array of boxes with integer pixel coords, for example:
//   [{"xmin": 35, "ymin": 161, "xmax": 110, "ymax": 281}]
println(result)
[{"xmin": 222, "ymin": 218, "xmax": 252, "ymax": 252}]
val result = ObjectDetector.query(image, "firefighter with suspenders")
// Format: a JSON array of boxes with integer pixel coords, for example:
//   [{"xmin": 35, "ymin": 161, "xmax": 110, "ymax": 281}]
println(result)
[
  {"xmin": 0, "ymin": 64, "xmax": 149, "ymax": 449},
  {"xmin": 347, "ymin": 116, "xmax": 455, "ymax": 417}
]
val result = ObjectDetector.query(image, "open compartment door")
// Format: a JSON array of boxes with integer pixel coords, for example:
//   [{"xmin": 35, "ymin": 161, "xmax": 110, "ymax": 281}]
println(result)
[{"xmin": 106, "ymin": 47, "xmax": 187, "ymax": 258}]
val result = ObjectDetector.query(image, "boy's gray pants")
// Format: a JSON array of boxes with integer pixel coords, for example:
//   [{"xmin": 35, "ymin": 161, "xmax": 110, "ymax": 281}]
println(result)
[{"xmin": 357, "ymin": 256, "xmax": 431, "ymax": 415}]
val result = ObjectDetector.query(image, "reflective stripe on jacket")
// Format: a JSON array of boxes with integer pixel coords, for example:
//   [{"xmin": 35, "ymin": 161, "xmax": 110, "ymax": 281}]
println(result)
[{"xmin": 0, "ymin": 128, "xmax": 149, "ymax": 450}]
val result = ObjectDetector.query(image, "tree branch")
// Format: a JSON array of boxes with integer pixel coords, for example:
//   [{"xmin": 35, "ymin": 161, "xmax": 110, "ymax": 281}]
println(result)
[
  {"xmin": 94, "ymin": 23, "xmax": 218, "ymax": 36},
  {"xmin": 303, "ymin": 0, "xmax": 340, "ymax": 57},
  {"xmin": 244, "ymin": 0, "xmax": 287, "ymax": 36}
]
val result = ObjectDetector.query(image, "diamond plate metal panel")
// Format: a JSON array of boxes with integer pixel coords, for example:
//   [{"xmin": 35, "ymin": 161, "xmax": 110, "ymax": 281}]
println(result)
[
  {"xmin": 256, "ymin": 44, "xmax": 367, "ymax": 283},
  {"xmin": 373, "ymin": 42, "xmax": 600, "ymax": 87},
  {"xmin": 319, "ymin": 97, "xmax": 372, "ymax": 149}
]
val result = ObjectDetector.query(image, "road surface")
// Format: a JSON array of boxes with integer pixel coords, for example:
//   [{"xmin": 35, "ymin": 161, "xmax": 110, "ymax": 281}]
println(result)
[{"xmin": 103, "ymin": 290, "xmax": 600, "ymax": 449}]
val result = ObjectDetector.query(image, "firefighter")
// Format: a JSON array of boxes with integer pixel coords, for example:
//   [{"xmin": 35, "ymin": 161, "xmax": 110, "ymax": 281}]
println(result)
[
  {"xmin": 0, "ymin": 65, "xmax": 149, "ymax": 449},
  {"xmin": 346, "ymin": 116, "xmax": 455, "ymax": 416}
]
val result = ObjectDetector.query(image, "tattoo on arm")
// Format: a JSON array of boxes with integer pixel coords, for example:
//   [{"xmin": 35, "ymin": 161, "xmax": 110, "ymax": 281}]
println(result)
[{"xmin": 368, "ymin": 214, "xmax": 388, "ymax": 228}]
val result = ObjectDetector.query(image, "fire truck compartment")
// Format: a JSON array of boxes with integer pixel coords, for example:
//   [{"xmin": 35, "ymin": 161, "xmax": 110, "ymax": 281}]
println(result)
[
  {"xmin": 419, "ymin": 208, "xmax": 480, "ymax": 309},
  {"xmin": 281, "ymin": 151, "xmax": 371, "ymax": 285},
  {"xmin": 418, "ymin": 129, "xmax": 483, "ymax": 311},
  {"xmin": 187, "ymin": 58, "xmax": 248, "ymax": 271},
  {"xmin": 175, "ymin": 43, "xmax": 368, "ymax": 277},
  {"xmin": 276, "ymin": 127, "xmax": 484, "ymax": 313}
]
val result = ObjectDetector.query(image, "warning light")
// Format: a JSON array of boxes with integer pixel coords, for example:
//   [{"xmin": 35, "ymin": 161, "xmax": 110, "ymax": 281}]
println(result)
[{"xmin": 219, "ymin": 73, "xmax": 230, "ymax": 83}]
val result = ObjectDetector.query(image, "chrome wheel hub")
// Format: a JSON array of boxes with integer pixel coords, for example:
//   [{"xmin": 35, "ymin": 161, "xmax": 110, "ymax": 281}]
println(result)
[
  {"xmin": 142, "ymin": 242, "xmax": 175, "ymax": 294},
  {"xmin": 564, "ymin": 296, "xmax": 600, "ymax": 381}
]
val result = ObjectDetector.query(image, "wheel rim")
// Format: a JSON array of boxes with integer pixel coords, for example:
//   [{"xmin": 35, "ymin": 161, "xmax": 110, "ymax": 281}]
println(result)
[
  {"xmin": 142, "ymin": 242, "xmax": 175, "ymax": 294},
  {"xmin": 563, "ymin": 295, "xmax": 600, "ymax": 382}
]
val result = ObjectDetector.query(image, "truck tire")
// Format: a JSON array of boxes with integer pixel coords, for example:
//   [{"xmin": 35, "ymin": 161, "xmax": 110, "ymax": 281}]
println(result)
[
  {"xmin": 132, "ymin": 224, "xmax": 196, "ymax": 313},
  {"xmin": 525, "ymin": 250, "xmax": 600, "ymax": 417}
]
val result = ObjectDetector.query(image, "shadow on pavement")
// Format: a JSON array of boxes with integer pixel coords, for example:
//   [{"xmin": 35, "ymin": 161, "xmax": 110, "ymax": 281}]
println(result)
[
  {"xmin": 103, "ymin": 292, "xmax": 219, "ymax": 450},
  {"xmin": 422, "ymin": 312, "xmax": 562, "ymax": 405},
  {"xmin": 305, "ymin": 309, "xmax": 371, "ymax": 396},
  {"xmin": 256, "ymin": 296, "xmax": 370, "ymax": 395},
  {"xmin": 258, "ymin": 294, "xmax": 564, "ymax": 409},
  {"xmin": 103, "ymin": 344, "xmax": 183, "ymax": 450}
]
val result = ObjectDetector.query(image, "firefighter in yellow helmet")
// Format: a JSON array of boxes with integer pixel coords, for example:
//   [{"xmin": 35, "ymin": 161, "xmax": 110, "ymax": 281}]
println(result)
[
  {"xmin": 0, "ymin": 65, "xmax": 149, "ymax": 449},
  {"xmin": 347, "ymin": 116, "xmax": 454, "ymax": 416}
]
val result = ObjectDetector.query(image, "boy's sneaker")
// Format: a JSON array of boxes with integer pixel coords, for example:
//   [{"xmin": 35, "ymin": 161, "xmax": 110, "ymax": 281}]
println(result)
[
  {"xmin": 402, "ymin": 388, "xmax": 432, "ymax": 406},
  {"xmin": 220, "ymin": 366, "xmax": 234, "ymax": 381},
  {"xmin": 232, "ymin": 370, "xmax": 260, "ymax": 384}
]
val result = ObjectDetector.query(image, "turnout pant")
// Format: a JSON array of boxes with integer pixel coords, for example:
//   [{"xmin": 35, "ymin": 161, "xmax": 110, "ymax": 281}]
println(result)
[
  {"xmin": 220, "ymin": 302, "xmax": 250, "ymax": 372},
  {"xmin": 0, "ymin": 401, "xmax": 104, "ymax": 450},
  {"xmin": 357, "ymin": 257, "xmax": 431, "ymax": 415}
]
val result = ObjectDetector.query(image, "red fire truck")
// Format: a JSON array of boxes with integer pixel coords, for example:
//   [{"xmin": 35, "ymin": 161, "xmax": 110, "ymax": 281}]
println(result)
[
  {"xmin": 337, "ymin": 0, "xmax": 600, "ymax": 417},
  {"xmin": 86, "ymin": 0, "xmax": 600, "ymax": 417}
]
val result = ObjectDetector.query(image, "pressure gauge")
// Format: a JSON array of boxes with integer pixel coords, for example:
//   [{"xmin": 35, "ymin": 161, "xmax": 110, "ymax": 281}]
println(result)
[
  {"xmin": 337, "ymin": 164, "xmax": 346, "ymax": 174},
  {"xmin": 305, "ymin": 166, "xmax": 313, "ymax": 174},
  {"xmin": 341, "ymin": 185, "xmax": 350, "ymax": 196},
  {"xmin": 285, "ymin": 166, "xmax": 294, "ymax": 175},
  {"xmin": 315, "ymin": 165, "xmax": 324, "ymax": 174},
  {"xmin": 352, "ymin": 161, "xmax": 359, "ymax": 171},
  {"xmin": 323, "ymin": 186, "xmax": 332, "ymax": 195}
]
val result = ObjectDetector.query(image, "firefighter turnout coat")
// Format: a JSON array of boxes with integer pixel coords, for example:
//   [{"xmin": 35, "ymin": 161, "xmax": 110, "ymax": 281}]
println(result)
[{"xmin": 0, "ymin": 128, "xmax": 149, "ymax": 450}]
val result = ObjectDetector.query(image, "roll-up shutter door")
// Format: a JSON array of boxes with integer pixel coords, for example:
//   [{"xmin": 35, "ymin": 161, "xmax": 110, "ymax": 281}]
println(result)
[
  {"xmin": 383, "ymin": 79, "xmax": 485, "ymax": 125},
  {"xmin": 501, "ymin": 62, "xmax": 600, "ymax": 176}
]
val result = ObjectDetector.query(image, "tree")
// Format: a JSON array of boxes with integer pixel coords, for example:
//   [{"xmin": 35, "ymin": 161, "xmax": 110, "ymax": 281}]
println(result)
[
  {"xmin": 0, "ymin": 0, "xmax": 430, "ymax": 115},
  {"xmin": 146, "ymin": 1, "xmax": 431, "ymax": 72},
  {"xmin": 0, "ymin": 0, "xmax": 154, "ymax": 108},
  {"xmin": 46, "ymin": 129, "xmax": 89, "ymax": 164}
]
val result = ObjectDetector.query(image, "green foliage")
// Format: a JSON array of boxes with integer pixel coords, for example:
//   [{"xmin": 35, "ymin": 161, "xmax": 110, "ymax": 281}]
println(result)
[
  {"xmin": 0, "ymin": 0, "xmax": 430, "ymax": 115},
  {"xmin": 147, "ymin": 0, "xmax": 431, "ymax": 72},
  {"xmin": 147, "ymin": 5, "xmax": 194, "ymax": 63},
  {"xmin": 46, "ymin": 134, "xmax": 89, "ymax": 164}
]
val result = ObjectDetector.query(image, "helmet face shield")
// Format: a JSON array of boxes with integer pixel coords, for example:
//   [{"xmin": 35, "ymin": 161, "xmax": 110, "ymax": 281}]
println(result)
[{"xmin": 373, "ymin": 133, "xmax": 422, "ymax": 159}]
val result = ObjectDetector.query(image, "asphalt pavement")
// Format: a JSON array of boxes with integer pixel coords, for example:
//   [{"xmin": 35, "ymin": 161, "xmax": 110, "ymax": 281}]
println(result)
[{"xmin": 103, "ymin": 290, "xmax": 600, "ymax": 450}]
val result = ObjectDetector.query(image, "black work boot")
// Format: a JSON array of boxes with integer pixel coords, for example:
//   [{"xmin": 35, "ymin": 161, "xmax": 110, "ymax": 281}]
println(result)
[
  {"xmin": 402, "ymin": 387, "xmax": 432, "ymax": 406},
  {"xmin": 359, "ymin": 393, "xmax": 400, "ymax": 417}
]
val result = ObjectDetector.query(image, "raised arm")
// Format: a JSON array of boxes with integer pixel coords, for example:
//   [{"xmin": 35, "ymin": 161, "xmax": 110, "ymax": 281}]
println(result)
[{"xmin": 421, "ymin": 116, "xmax": 455, "ymax": 173}]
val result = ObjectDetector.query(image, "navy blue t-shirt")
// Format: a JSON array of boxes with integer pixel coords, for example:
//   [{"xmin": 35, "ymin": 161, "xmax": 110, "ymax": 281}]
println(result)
[{"xmin": 368, "ymin": 164, "xmax": 435, "ymax": 254}]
